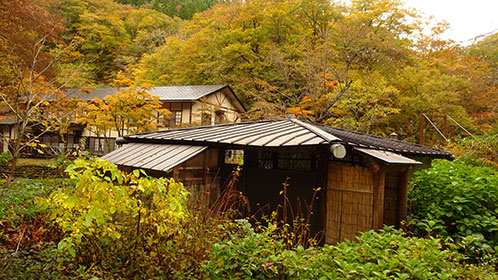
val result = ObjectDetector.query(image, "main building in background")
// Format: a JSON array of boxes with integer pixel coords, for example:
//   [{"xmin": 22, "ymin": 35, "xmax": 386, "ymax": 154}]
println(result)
[{"xmin": 0, "ymin": 85, "xmax": 246, "ymax": 156}]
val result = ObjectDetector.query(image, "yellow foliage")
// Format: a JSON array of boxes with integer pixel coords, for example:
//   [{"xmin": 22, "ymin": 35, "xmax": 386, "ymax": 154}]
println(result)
[{"xmin": 80, "ymin": 87, "xmax": 171, "ymax": 138}]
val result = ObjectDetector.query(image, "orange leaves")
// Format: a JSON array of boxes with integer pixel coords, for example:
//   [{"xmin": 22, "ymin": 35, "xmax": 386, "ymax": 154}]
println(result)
[
  {"xmin": 286, "ymin": 96, "xmax": 314, "ymax": 117},
  {"xmin": 286, "ymin": 107, "xmax": 313, "ymax": 117},
  {"xmin": 0, "ymin": 0, "xmax": 63, "ymax": 81},
  {"xmin": 110, "ymin": 73, "xmax": 133, "ymax": 88},
  {"xmin": 319, "ymin": 72, "xmax": 339, "ymax": 90}
]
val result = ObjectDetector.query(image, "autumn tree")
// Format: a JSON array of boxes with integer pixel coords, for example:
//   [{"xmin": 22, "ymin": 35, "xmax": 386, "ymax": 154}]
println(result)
[
  {"xmin": 115, "ymin": 0, "xmax": 220, "ymax": 20},
  {"xmin": 0, "ymin": 0, "xmax": 82, "ymax": 186},
  {"xmin": 134, "ymin": 0, "xmax": 418, "ymax": 125},
  {"xmin": 53, "ymin": 0, "xmax": 181, "ymax": 86},
  {"xmin": 464, "ymin": 32, "xmax": 498, "ymax": 130},
  {"xmin": 78, "ymin": 86, "xmax": 171, "ymax": 154}
]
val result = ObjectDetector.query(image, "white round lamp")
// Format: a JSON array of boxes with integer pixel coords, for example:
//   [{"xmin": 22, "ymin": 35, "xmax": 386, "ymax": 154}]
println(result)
[{"xmin": 330, "ymin": 143, "xmax": 346, "ymax": 159}]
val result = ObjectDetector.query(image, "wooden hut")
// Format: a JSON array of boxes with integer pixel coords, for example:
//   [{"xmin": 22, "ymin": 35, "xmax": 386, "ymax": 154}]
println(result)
[{"xmin": 102, "ymin": 116, "xmax": 453, "ymax": 243}]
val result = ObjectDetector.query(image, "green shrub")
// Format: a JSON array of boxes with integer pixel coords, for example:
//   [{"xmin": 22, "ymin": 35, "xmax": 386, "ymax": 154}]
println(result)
[
  {"xmin": 203, "ymin": 225, "xmax": 474, "ymax": 279},
  {"xmin": 316, "ymin": 228, "xmax": 462, "ymax": 279},
  {"xmin": 50, "ymin": 151, "xmax": 73, "ymax": 170},
  {"xmin": 203, "ymin": 219, "xmax": 291, "ymax": 279},
  {"xmin": 409, "ymin": 158, "xmax": 498, "ymax": 264},
  {"xmin": 0, "ymin": 152, "xmax": 12, "ymax": 164}
]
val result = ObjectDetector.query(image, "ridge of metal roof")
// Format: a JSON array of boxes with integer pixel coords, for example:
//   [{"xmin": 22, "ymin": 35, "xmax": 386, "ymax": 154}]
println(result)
[{"xmin": 290, "ymin": 118, "xmax": 340, "ymax": 142}]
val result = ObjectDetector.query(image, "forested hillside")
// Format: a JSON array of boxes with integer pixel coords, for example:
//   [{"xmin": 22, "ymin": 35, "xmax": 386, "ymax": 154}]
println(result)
[{"xmin": 1, "ymin": 0, "xmax": 498, "ymax": 142}]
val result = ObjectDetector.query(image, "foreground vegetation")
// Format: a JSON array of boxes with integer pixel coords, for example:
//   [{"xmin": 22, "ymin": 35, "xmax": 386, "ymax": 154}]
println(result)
[
  {"xmin": 409, "ymin": 158, "xmax": 498, "ymax": 265},
  {"xmin": 0, "ymin": 157, "xmax": 497, "ymax": 279}
]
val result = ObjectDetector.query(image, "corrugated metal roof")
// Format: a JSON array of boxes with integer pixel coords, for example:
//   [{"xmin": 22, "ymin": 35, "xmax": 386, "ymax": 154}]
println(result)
[
  {"xmin": 101, "ymin": 143, "xmax": 207, "ymax": 172},
  {"xmin": 103, "ymin": 118, "xmax": 453, "ymax": 171},
  {"xmin": 354, "ymin": 148, "xmax": 422, "ymax": 165},
  {"xmin": 120, "ymin": 118, "xmax": 453, "ymax": 159},
  {"xmin": 67, "ymin": 85, "xmax": 229, "ymax": 101},
  {"xmin": 312, "ymin": 122, "xmax": 453, "ymax": 158},
  {"xmin": 125, "ymin": 118, "xmax": 340, "ymax": 147}
]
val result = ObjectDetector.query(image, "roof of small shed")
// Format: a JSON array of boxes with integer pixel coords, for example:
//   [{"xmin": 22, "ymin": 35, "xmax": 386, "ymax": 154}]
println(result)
[
  {"xmin": 119, "ymin": 117, "xmax": 453, "ymax": 159},
  {"xmin": 102, "ymin": 143, "xmax": 207, "ymax": 173},
  {"xmin": 312, "ymin": 122, "xmax": 452, "ymax": 158}
]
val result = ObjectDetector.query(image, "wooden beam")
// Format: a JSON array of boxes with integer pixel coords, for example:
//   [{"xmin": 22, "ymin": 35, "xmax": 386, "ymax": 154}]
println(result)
[
  {"xmin": 397, "ymin": 169, "xmax": 409, "ymax": 229},
  {"xmin": 372, "ymin": 163, "xmax": 386, "ymax": 230},
  {"xmin": 318, "ymin": 152, "xmax": 329, "ymax": 241}
]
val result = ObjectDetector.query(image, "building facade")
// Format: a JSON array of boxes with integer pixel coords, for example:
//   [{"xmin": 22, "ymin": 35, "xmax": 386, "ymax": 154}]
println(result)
[{"xmin": 0, "ymin": 85, "xmax": 246, "ymax": 156}]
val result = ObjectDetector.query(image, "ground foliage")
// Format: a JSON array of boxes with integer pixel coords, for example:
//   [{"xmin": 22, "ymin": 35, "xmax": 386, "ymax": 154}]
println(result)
[
  {"xmin": 409, "ymin": 158, "xmax": 498, "ymax": 265},
  {"xmin": 0, "ymin": 178, "xmax": 77, "ymax": 279},
  {"xmin": 0, "ymin": 158, "xmax": 497, "ymax": 279},
  {"xmin": 0, "ymin": 178, "xmax": 74, "ymax": 251},
  {"xmin": 203, "ymin": 221, "xmax": 495, "ymax": 279}
]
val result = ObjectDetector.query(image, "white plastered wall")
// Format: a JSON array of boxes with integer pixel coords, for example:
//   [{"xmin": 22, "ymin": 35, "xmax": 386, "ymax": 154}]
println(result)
[{"xmin": 189, "ymin": 88, "xmax": 243, "ymax": 125}]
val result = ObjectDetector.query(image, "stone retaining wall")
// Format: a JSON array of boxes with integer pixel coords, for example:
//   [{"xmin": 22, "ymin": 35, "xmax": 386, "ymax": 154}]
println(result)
[{"xmin": 0, "ymin": 165, "xmax": 66, "ymax": 179}]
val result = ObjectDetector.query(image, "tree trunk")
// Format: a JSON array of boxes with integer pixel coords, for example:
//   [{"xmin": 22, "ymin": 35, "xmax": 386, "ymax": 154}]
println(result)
[{"xmin": 5, "ymin": 140, "xmax": 21, "ymax": 188}]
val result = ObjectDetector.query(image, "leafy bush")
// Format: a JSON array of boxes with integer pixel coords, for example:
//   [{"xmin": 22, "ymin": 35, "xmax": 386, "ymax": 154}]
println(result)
[
  {"xmin": 203, "ymin": 224, "xmax": 474, "ymax": 279},
  {"xmin": 0, "ymin": 178, "xmax": 75, "ymax": 250},
  {"xmin": 41, "ymin": 157, "xmax": 190, "ymax": 278},
  {"xmin": 0, "ymin": 178, "xmax": 75, "ymax": 222},
  {"xmin": 409, "ymin": 159, "xmax": 498, "ymax": 264},
  {"xmin": 318, "ymin": 228, "xmax": 462, "ymax": 279},
  {"xmin": 0, "ymin": 152, "xmax": 12, "ymax": 164},
  {"xmin": 50, "ymin": 151, "xmax": 73, "ymax": 170},
  {"xmin": 203, "ymin": 219, "xmax": 291, "ymax": 279}
]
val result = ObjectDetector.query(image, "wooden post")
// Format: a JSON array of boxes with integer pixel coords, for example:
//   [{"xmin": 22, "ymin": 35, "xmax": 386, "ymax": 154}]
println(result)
[
  {"xmin": 443, "ymin": 115, "xmax": 448, "ymax": 139},
  {"xmin": 371, "ymin": 163, "xmax": 385, "ymax": 230},
  {"xmin": 318, "ymin": 151, "xmax": 329, "ymax": 241},
  {"xmin": 419, "ymin": 113, "xmax": 425, "ymax": 145},
  {"xmin": 397, "ymin": 169, "xmax": 409, "ymax": 229}
]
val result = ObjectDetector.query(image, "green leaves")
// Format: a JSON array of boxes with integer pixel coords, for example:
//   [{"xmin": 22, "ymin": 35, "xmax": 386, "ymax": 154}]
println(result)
[
  {"xmin": 203, "ymin": 225, "xmax": 466, "ymax": 279},
  {"xmin": 40, "ymin": 157, "xmax": 189, "ymax": 269},
  {"xmin": 409, "ymin": 159, "xmax": 498, "ymax": 264}
]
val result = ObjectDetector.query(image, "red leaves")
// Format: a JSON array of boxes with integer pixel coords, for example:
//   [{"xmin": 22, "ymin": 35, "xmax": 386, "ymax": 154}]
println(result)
[{"xmin": 1, "ymin": 216, "xmax": 55, "ymax": 252}]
